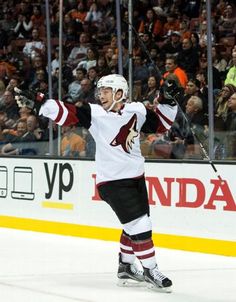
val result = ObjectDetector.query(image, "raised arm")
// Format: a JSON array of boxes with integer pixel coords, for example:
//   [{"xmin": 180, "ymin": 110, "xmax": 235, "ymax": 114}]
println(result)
[
  {"xmin": 141, "ymin": 80, "xmax": 179, "ymax": 134},
  {"xmin": 14, "ymin": 88, "xmax": 92, "ymax": 129}
]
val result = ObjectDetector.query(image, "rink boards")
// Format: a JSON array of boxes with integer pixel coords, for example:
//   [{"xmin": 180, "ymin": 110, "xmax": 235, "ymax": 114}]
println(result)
[{"xmin": 0, "ymin": 157, "xmax": 235, "ymax": 256}]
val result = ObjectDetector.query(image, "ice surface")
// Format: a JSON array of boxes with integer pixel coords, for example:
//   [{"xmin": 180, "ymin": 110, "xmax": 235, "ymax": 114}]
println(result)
[{"xmin": 0, "ymin": 228, "xmax": 235, "ymax": 302}]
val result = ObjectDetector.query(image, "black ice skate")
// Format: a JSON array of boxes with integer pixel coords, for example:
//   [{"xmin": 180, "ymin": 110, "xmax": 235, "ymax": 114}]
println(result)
[
  {"xmin": 144, "ymin": 265, "xmax": 172, "ymax": 293},
  {"xmin": 117, "ymin": 253, "xmax": 145, "ymax": 287}
]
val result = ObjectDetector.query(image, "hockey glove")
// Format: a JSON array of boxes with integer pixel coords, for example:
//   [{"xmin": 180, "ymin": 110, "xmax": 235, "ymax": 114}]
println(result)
[
  {"xmin": 14, "ymin": 87, "xmax": 46, "ymax": 113},
  {"xmin": 159, "ymin": 80, "xmax": 181, "ymax": 106}
]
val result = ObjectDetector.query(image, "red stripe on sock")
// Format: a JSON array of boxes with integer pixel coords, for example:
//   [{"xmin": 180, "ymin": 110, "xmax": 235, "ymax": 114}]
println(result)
[{"xmin": 132, "ymin": 239, "xmax": 154, "ymax": 252}]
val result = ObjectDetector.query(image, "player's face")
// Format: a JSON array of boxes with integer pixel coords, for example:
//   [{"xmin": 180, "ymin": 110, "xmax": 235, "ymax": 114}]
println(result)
[{"xmin": 98, "ymin": 87, "xmax": 113, "ymax": 110}]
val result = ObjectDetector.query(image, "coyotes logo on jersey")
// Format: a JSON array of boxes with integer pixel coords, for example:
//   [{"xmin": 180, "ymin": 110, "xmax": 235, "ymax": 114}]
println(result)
[{"xmin": 110, "ymin": 114, "xmax": 138, "ymax": 153}]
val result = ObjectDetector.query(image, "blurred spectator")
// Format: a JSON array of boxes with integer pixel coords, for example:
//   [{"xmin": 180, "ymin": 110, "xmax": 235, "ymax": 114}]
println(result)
[
  {"xmin": 104, "ymin": 47, "xmax": 115, "ymax": 66},
  {"xmin": 61, "ymin": 124, "xmax": 86, "ymax": 157},
  {"xmin": 198, "ymin": 20, "xmax": 215, "ymax": 49},
  {"xmin": 22, "ymin": 28, "xmax": 46, "ymax": 60},
  {"xmin": 1, "ymin": 90, "xmax": 19, "ymax": 122},
  {"xmin": 145, "ymin": 46, "xmax": 161, "ymax": 78},
  {"xmin": 87, "ymin": 66, "xmax": 99, "ymax": 87},
  {"xmin": 74, "ymin": 47, "xmax": 98, "ymax": 73},
  {"xmin": 14, "ymin": 13, "xmax": 33, "ymax": 39},
  {"xmin": 25, "ymin": 114, "xmax": 43, "ymax": 141},
  {"xmin": 30, "ymin": 5, "xmax": 44, "ymax": 30},
  {"xmin": 85, "ymin": 2, "xmax": 102, "ymax": 26},
  {"xmin": 179, "ymin": 20, "xmax": 191, "ymax": 40},
  {"xmin": 108, "ymin": 53, "xmax": 119, "ymax": 74},
  {"xmin": 225, "ymin": 92, "xmax": 236, "ymax": 130},
  {"xmin": 162, "ymin": 55, "xmax": 188, "ymax": 88},
  {"xmin": 5, "ymin": 76, "xmax": 20, "ymax": 93},
  {"xmin": 73, "ymin": 78, "xmax": 96, "ymax": 104},
  {"xmin": 18, "ymin": 106, "xmax": 33, "ymax": 122},
  {"xmin": 223, "ymin": 92, "xmax": 236, "ymax": 158},
  {"xmin": 163, "ymin": 13, "xmax": 180, "ymax": 37},
  {"xmin": 141, "ymin": 75, "xmax": 160, "ymax": 107},
  {"xmin": 212, "ymin": 45, "xmax": 228, "ymax": 80},
  {"xmin": 68, "ymin": 67, "xmax": 87, "ymax": 100},
  {"xmin": 50, "ymin": 47, "xmax": 60, "ymax": 74},
  {"xmin": 133, "ymin": 55, "xmax": 150, "ymax": 101},
  {"xmin": 0, "ymin": 80, "xmax": 6, "ymax": 102},
  {"xmin": 225, "ymin": 52, "xmax": 236, "ymax": 86},
  {"xmin": 2, "ymin": 119, "xmax": 27, "ymax": 143},
  {"xmin": 26, "ymin": 55, "xmax": 48, "ymax": 90},
  {"xmin": 217, "ymin": 4, "xmax": 236, "ymax": 38},
  {"xmin": 67, "ymin": 0, "xmax": 88, "ymax": 33},
  {"xmin": 138, "ymin": 8, "xmax": 163, "ymax": 41},
  {"xmin": 180, "ymin": 78, "xmax": 207, "ymax": 113},
  {"xmin": 0, "ymin": 54, "xmax": 17, "ymax": 84},
  {"xmin": 66, "ymin": 32, "xmax": 90, "ymax": 69},
  {"xmin": 96, "ymin": 55, "xmax": 110, "ymax": 77},
  {"xmin": 199, "ymin": 52, "xmax": 222, "ymax": 91},
  {"xmin": 185, "ymin": 95, "xmax": 208, "ymax": 127},
  {"xmin": 160, "ymin": 31, "xmax": 182, "ymax": 60},
  {"xmin": 177, "ymin": 38, "xmax": 199, "ymax": 78},
  {"xmin": 0, "ymin": 24, "xmax": 9, "ymax": 50},
  {"xmin": 0, "ymin": 9, "xmax": 16, "ymax": 34},
  {"xmin": 190, "ymin": 31, "xmax": 201, "ymax": 54},
  {"xmin": 215, "ymin": 84, "xmax": 236, "ymax": 129},
  {"xmin": 182, "ymin": 0, "xmax": 201, "ymax": 19},
  {"xmin": 30, "ymin": 68, "xmax": 48, "ymax": 94}
]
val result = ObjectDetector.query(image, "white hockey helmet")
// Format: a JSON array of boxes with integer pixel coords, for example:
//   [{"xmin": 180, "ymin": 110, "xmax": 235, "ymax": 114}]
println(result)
[{"xmin": 97, "ymin": 74, "xmax": 129, "ymax": 101}]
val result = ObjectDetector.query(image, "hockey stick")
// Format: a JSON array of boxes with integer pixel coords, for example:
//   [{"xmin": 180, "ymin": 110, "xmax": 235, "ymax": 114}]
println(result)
[{"xmin": 128, "ymin": 22, "xmax": 224, "ymax": 183}]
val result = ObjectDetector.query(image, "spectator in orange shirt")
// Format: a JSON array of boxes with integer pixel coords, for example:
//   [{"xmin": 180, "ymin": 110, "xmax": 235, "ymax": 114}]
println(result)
[
  {"xmin": 138, "ymin": 8, "xmax": 163, "ymax": 41},
  {"xmin": 61, "ymin": 124, "xmax": 86, "ymax": 158},
  {"xmin": 162, "ymin": 55, "xmax": 188, "ymax": 88},
  {"xmin": 163, "ymin": 13, "xmax": 180, "ymax": 37},
  {"xmin": 68, "ymin": 1, "xmax": 88, "ymax": 32}
]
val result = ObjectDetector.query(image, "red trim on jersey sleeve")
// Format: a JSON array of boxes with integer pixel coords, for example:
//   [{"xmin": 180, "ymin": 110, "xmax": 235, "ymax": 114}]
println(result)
[
  {"xmin": 63, "ymin": 103, "xmax": 79, "ymax": 126},
  {"xmin": 155, "ymin": 107, "xmax": 175, "ymax": 133},
  {"xmin": 54, "ymin": 100, "xmax": 79, "ymax": 126},
  {"xmin": 54, "ymin": 100, "xmax": 64, "ymax": 124}
]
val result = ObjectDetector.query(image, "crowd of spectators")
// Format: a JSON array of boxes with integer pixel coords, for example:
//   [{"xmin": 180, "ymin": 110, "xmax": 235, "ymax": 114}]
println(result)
[{"xmin": 0, "ymin": 0, "xmax": 236, "ymax": 159}]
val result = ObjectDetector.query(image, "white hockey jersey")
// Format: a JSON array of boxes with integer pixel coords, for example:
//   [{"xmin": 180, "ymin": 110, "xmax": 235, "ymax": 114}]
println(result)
[{"xmin": 39, "ymin": 100, "xmax": 177, "ymax": 184}]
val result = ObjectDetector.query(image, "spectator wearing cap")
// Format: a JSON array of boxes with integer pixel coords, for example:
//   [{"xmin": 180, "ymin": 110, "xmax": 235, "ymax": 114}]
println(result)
[
  {"xmin": 162, "ymin": 55, "xmax": 188, "ymax": 89},
  {"xmin": 160, "ymin": 31, "xmax": 182, "ymax": 60},
  {"xmin": 177, "ymin": 38, "xmax": 199, "ymax": 78}
]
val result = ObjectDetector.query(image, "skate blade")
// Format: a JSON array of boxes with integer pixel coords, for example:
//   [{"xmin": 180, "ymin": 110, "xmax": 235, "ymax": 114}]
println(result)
[
  {"xmin": 117, "ymin": 278, "xmax": 145, "ymax": 287},
  {"xmin": 146, "ymin": 283, "xmax": 172, "ymax": 293}
]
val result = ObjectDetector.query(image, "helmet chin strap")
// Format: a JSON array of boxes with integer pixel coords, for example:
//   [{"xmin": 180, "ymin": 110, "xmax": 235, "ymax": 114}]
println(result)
[{"xmin": 107, "ymin": 89, "xmax": 123, "ymax": 112}]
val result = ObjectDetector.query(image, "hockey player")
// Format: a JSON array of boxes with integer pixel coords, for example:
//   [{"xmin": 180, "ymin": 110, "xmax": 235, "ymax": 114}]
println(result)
[{"xmin": 15, "ymin": 74, "xmax": 178, "ymax": 292}]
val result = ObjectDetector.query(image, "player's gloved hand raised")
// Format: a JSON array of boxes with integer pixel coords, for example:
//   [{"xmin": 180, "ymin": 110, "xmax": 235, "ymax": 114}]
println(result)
[
  {"xmin": 159, "ymin": 80, "xmax": 181, "ymax": 106},
  {"xmin": 14, "ymin": 87, "xmax": 46, "ymax": 112}
]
